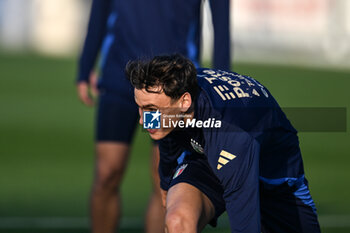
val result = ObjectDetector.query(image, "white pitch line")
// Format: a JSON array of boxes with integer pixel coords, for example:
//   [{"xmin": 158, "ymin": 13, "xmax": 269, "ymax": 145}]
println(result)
[
  {"xmin": 0, "ymin": 215, "xmax": 349, "ymax": 229},
  {"xmin": 0, "ymin": 217, "xmax": 88, "ymax": 229},
  {"xmin": 0, "ymin": 217, "xmax": 142, "ymax": 229}
]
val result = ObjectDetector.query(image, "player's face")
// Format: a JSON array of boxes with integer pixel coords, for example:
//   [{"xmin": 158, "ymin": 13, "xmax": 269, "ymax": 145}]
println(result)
[{"xmin": 134, "ymin": 87, "xmax": 192, "ymax": 140}]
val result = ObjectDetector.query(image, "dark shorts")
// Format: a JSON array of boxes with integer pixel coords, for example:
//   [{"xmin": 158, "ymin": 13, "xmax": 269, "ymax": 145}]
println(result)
[
  {"xmin": 169, "ymin": 156, "xmax": 320, "ymax": 232},
  {"xmin": 169, "ymin": 157, "xmax": 226, "ymax": 227},
  {"xmin": 259, "ymin": 176, "xmax": 321, "ymax": 233},
  {"xmin": 96, "ymin": 91, "xmax": 139, "ymax": 143}
]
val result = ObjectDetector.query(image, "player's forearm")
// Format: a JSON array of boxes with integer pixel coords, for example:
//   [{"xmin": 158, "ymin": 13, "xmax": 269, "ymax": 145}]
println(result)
[
  {"xmin": 77, "ymin": 0, "xmax": 112, "ymax": 82},
  {"xmin": 209, "ymin": 0, "xmax": 231, "ymax": 70}
]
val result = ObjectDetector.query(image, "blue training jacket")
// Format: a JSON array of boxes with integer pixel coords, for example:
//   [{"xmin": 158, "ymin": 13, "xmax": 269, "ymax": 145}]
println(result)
[
  {"xmin": 159, "ymin": 68, "xmax": 308, "ymax": 232},
  {"xmin": 77, "ymin": 0, "xmax": 231, "ymax": 95}
]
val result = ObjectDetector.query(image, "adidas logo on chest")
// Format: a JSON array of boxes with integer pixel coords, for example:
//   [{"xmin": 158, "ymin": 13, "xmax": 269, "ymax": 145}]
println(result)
[{"xmin": 217, "ymin": 150, "xmax": 236, "ymax": 170}]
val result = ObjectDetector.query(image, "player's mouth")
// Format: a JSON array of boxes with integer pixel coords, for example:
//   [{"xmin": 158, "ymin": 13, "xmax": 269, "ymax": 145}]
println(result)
[{"xmin": 147, "ymin": 129, "xmax": 158, "ymax": 134}]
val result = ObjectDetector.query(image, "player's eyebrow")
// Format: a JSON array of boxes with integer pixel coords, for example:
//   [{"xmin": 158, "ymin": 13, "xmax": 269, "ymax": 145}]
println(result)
[
  {"xmin": 141, "ymin": 104, "xmax": 159, "ymax": 109},
  {"xmin": 134, "ymin": 95, "xmax": 159, "ymax": 109}
]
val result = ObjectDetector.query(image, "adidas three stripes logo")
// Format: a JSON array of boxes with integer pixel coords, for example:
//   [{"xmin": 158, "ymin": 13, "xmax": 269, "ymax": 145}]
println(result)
[{"xmin": 217, "ymin": 150, "xmax": 236, "ymax": 170}]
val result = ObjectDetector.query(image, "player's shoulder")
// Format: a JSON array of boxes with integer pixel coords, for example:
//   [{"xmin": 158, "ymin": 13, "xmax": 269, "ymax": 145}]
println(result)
[
  {"xmin": 195, "ymin": 68, "xmax": 281, "ymax": 127},
  {"xmin": 197, "ymin": 67, "xmax": 250, "ymax": 80},
  {"xmin": 196, "ymin": 68, "xmax": 270, "ymax": 107}
]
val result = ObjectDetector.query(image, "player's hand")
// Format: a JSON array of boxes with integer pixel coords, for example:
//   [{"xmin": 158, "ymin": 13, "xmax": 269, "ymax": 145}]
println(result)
[
  {"xmin": 160, "ymin": 189, "xmax": 167, "ymax": 208},
  {"xmin": 77, "ymin": 71, "xmax": 99, "ymax": 106}
]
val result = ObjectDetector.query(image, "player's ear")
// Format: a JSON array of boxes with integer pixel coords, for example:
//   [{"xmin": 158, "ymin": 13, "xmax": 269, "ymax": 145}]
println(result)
[{"xmin": 179, "ymin": 92, "xmax": 192, "ymax": 112}]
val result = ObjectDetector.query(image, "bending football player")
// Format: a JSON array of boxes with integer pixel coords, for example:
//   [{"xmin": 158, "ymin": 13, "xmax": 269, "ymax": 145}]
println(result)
[{"xmin": 126, "ymin": 54, "xmax": 321, "ymax": 233}]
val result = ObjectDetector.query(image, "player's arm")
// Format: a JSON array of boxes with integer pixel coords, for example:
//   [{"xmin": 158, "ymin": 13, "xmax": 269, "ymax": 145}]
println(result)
[
  {"xmin": 77, "ymin": 0, "xmax": 112, "ymax": 106},
  {"xmin": 208, "ymin": 0, "xmax": 231, "ymax": 70},
  {"xmin": 204, "ymin": 122, "xmax": 261, "ymax": 232}
]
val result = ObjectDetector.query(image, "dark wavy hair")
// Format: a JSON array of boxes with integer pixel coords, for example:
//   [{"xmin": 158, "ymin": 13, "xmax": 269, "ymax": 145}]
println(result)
[{"xmin": 125, "ymin": 54, "xmax": 198, "ymax": 100}]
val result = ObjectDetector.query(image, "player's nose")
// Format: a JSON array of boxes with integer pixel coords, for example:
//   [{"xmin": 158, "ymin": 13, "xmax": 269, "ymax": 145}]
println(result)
[{"xmin": 138, "ymin": 109, "xmax": 143, "ymax": 125}]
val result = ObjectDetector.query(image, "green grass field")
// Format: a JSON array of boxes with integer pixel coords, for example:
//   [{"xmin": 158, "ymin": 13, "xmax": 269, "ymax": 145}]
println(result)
[{"xmin": 0, "ymin": 53, "xmax": 349, "ymax": 233}]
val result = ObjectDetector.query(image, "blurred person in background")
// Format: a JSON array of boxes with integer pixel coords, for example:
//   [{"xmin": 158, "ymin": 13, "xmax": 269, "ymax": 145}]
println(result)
[{"xmin": 76, "ymin": 0, "xmax": 230, "ymax": 232}]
